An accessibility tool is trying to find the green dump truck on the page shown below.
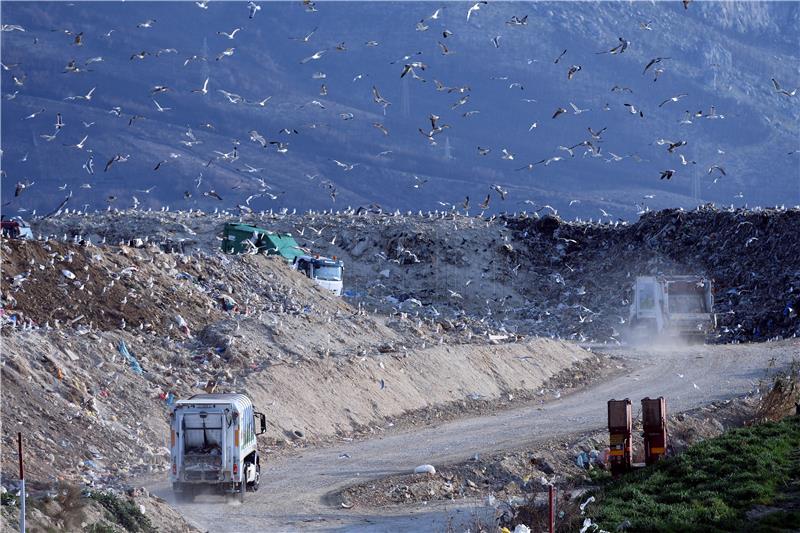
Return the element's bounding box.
[221,223,343,296]
[221,223,304,261]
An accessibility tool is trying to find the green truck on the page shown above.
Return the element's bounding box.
[221,223,343,296]
[221,223,304,261]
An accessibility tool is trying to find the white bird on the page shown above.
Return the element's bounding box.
[65,135,89,150]
[570,102,589,114]
[501,148,514,160]
[467,1,487,21]
[137,19,157,29]
[248,1,261,19]
[192,77,209,95]
[152,99,171,112]
[333,159,359,171]
[216,48,235,61]
[301,50,326,64]
[218,28,242,39]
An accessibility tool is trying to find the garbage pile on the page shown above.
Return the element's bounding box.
[504,206,800,343]
[28,205,800,343]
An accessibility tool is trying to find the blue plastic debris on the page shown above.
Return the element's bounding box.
[118,340,143,374]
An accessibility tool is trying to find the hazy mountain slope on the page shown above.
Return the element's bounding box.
[1,1,798,219]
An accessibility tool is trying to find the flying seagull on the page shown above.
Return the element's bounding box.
[467,1,487,21]
[659,93,687,107]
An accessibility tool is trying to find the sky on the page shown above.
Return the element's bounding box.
[1,1,799,220]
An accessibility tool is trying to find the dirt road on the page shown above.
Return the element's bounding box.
[151,340,798,532]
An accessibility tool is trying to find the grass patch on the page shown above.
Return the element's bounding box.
[88,491,155,533]
[591,416,800,532]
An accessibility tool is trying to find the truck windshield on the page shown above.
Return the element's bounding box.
[638,282,655,310]
[313,265,342,281]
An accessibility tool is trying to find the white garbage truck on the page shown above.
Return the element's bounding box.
[169,394,267,501]
[628,275,716,343]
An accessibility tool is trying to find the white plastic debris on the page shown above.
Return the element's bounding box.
[580,495,596,514]
[413,464,436,475]
[513,526,531,533]
[62,269,76,279]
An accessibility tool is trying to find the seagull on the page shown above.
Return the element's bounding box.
[491,184,508,200]
[567,65,582,80]
[678,154,696,165]
[137,19,157,29]
[553,49,567,64]
[528,122,538,131]
[437,41,454,55]
[466,1,487,21]
[640,20,653,30]
[667,140,686,153]
[301,50,326,64]
[552,107,567,119]
[55,113,65,129]
[64,87,96,101]
[248,2,261,19]
[507,15,528,26]
[372,85,391,108]
[105,153,130,172]
[333,159,359,171]
[192,77,210,94]
[477,146,491,156]
[501,148,514,160]
[708,165,726,179]
[570,102,588,114]
[218,89,243,103]
[218,28,242,39]
[372,122,389,136]
[64,135,89,149]
[83,155,94,174]
[588,127,607,139]
[23,108,45,120]
[659,93,688,107]
[290,27,318,42]
[151,85,170,95]
[196,1,209,8]
[643,57,669,74]
[253,96,272,107]
[659,169,675,180]
[130,51,150,61]
[623,103,644,117]
[491,35,501,48]
[153,99,171,112]
[216,48,235,61]
[184,55,207,66]
[770,78,797,97]
[204,190,223,201]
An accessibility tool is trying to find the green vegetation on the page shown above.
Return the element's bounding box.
[88,491,154,533]
[592,416,800,532]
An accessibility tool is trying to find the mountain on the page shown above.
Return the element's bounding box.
[1,1,798,219]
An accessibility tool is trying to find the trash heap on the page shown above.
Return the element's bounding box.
[504,206,800,343]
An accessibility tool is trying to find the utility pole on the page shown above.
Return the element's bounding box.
[18,432,25,533]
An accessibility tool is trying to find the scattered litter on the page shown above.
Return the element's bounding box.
[118,339,143,375]
[413,464,436,475]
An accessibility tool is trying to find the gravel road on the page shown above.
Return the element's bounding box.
[151,340,798,532]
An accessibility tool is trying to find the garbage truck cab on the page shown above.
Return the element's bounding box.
[628,275,716,343]
[169,394,266,501]
[293,254,344,296]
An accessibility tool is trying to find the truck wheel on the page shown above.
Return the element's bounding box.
[249,464,260,492]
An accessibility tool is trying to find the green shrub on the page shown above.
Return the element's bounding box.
[88,491,154,533]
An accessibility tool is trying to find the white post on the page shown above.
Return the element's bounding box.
[18,432,25,533]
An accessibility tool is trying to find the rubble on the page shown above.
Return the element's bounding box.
[29,205,799,343]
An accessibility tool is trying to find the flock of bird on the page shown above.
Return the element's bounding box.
[1,1,798,219]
